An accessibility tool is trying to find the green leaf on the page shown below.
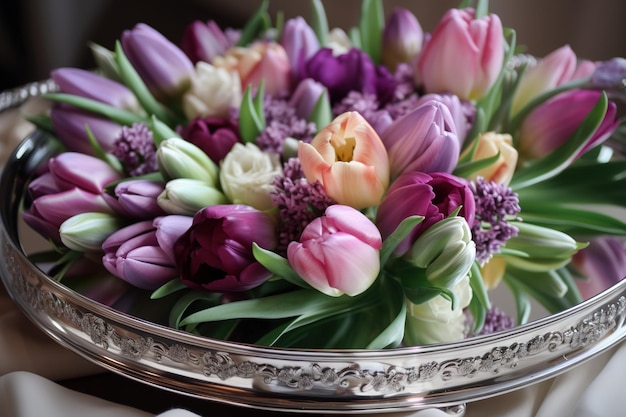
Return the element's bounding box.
[379,215,424,267]
[252,243,310,288]
[25,114,56,134]
[311,0,329,45]
[503,274,531,325]
[510,92,608,190]
[114,41,176,125]
[88,42,121,82]
[359,0,384,64]
[168,290,222,328]
[461,107,485,153]
[151,279,188,299]
[474,0,490,19]
[151,115,180,146]
[44,93,146,126]
[237,0,270,47]
[518,206,626,236]
[453,151,501,178]
[366,300,406,349]
[469,262,491,310]
[309,88,332,130]
[239,86,265,143]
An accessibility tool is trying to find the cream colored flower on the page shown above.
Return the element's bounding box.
[404,276,473,344]
[219,143,282,211]
[326,28,352,55]
[462,132,518,186]
[182,62,241,119]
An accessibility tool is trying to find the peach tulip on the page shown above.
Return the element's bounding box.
[462,132,518,185]
[298,111,390,209]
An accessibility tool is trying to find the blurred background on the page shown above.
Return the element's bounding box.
[1,0,626,92]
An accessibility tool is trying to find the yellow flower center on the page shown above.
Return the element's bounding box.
[331,136,356,162]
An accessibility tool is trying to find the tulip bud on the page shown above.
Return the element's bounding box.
[280,17,321,84]
[49,152,122,193]
[288,78,327,121]
[382,99,460,179]
[102,215,193,289]
[50,105,124,154]
[298,111,389,209]
[158,178,228,215]
[122,23,194,102]
[104,179,167,220]
[181,20,232,64]
[182,62,242,119]
[462,132,518,185]
[502,222,584,271]
[157,137,219,183]
[382,8,423,72]
[51,67,141,112]
[410,216,476,288]
[414,93,474,146]
[573,237,626,299]
[480,256,507,290]
[178,115,241,164]
[404,275,472,345]
[287,205,382,297]
[60,212,125,252]
[518,89,619,160]
[416,8,504,100]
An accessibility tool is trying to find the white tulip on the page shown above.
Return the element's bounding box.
[219,143,283,211]
[182,62,242,119]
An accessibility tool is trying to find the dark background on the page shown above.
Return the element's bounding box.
[1,0,626,91]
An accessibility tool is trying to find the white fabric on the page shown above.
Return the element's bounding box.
[2,81,626,417]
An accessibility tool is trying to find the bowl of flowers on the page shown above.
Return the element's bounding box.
[1,0,626,413]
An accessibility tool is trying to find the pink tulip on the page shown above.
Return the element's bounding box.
[518,89,619,160]
[102,215,193,290]
[214,42,291,97]
[287,205,382,297]
[416,8,504,101]
[298,111,390,209]
[382,99,459,179]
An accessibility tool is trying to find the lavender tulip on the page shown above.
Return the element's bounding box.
[102,215,193,290]
[280,17,320,85]
[589,57,626,102]
[382,8,423,73]
[288,78,327,120]
[413,93,474,145]
[103,179,167,220]
[173,204,277,292]
[382,99,460,179]
[51,67,140,112]
[50,105,124,154]
[376,171,475,256]
[518,89,619,160]
[287,205,382,297]
[181,20,232,64]
[122,23,194,102]
[48,152,122,193]
[573,237,626,300]
[178,116,241,164]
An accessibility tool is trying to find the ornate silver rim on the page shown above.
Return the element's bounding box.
[1,130,626,414]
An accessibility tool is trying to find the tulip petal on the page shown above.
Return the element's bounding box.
[324,162,385,209]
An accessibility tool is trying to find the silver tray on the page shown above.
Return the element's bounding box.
[2,129,626,415]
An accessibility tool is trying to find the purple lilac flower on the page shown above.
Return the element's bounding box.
[466,306,515,336]
[256,96,317,153]
[471,177,521,264]
[270,158,335,252]
[112,123,159,176]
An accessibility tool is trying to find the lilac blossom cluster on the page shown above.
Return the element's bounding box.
[111,123,158,176]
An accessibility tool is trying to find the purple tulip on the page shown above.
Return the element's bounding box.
[279,17,320,85]
[382,8,424,72]
[413,93,474,145]
[50,105,124,154]
[303,47,396,104]
[382,99,460,179]
[573,237,626,300]
[181,20,232,63]
[174,204,277,292]
[375,171,475,256]
[287,205,382,297]
[178,116,241,164]
[590,57,626,102]
[518,89,619,160]
[22,152,123,242]
[103,179,167,220]
[51,67,140,112]
[122,23,194,102]
[102,215,193,290]
[288,78,327,120]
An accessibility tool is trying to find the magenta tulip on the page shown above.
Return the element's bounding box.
[416,8,504,100]
[51,67,140,112]
[375,171,475,256]
[102,215,193,290]
[287,205,382,297]
[382,99,460,179]
[518,89,619,160]
[181,20,232,64]
[174,204,277,292]
[122,23,194,102]
[573,237,626,300]
[178,116,241,164]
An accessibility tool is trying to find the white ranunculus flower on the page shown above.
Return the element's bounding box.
[182,62,241,119]
[326,28,352,55]
[404,276,473,345]
[219,143,283,211]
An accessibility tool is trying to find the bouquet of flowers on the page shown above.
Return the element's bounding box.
[20,0,626,349]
